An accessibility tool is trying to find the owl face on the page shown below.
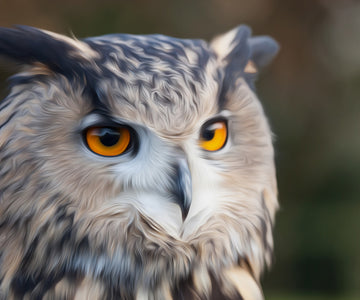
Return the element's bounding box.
[0,26,278,298]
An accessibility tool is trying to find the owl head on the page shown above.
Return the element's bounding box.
[0,26,278,299]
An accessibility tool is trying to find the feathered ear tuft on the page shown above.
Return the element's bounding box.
[248,36,279,70]
[210,25,279,89]
[211,25,252,71]
[0,25,97,76]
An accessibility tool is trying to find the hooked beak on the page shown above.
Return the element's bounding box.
[172,157,192,220]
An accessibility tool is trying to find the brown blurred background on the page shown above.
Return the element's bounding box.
[1,0,359,299]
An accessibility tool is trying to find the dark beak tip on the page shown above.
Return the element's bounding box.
[173,157,192,221]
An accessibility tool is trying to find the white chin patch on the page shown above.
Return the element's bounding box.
[115,191,184,238]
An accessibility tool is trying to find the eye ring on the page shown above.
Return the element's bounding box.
[199,119,228,151]
[84,126,133,157]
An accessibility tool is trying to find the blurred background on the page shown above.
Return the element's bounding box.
[0,0,359,299]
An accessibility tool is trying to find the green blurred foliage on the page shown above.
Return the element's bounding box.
[1,0,359,297]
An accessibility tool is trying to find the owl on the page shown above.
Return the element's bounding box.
[0,25,278,300]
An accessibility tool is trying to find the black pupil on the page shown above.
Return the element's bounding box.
[99,128,120,147]
[202,129,215,141]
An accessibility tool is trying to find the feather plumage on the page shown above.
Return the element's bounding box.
[0,25,278,299]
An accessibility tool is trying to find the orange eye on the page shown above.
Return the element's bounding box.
[85,126,131,156]
[200,120,228,151]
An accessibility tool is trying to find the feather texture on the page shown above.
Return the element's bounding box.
[0,26,278,299]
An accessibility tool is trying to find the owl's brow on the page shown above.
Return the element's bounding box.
[81,76,110,115]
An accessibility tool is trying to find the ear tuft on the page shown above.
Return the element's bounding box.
[0,25,97,76]
[211,25,252,69]
[210,25,279,89]
[248,36,279,70]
